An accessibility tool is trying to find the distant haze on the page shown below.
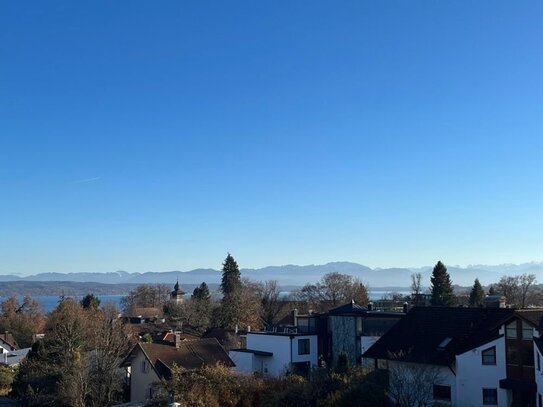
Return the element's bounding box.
[1,261,543,288]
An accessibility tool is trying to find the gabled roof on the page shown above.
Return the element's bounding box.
[128,307,162,318]
[162,331,200,343]
[122,338,235,379]
[363,307,515,366]
[0,333,18,350]
[328,301,403,318]
[514,310,543,330]
[328,301,368,315]
[0,347,30,367]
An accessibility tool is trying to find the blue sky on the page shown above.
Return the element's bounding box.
[1,1,542,275]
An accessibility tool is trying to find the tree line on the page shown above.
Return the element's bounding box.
[410,260,540,308]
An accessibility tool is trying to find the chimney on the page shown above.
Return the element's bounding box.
[403,302,408,313]
[247,325,251,332]
[292,309,298,326]
[367,302,373,311]
[174,333,181,349]
[235,325,239,334]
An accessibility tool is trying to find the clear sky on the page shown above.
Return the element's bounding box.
[1,1,542,275]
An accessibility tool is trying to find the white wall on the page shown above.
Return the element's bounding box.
[361,336,379,355]
[247,334,292,376]
[534,340,543,406]
[456,336,507,407]
[130,348,160,402]
[229,351,255,374]
[235,333,318,376]
[387,361,455,406]
[290,335,318,366]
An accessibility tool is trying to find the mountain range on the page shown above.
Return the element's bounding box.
[2,261,543,289]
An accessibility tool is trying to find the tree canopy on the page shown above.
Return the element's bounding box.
[220,254,244,329]
[469,278,485,307]
[220,253,241,295]
[430,261,454,306]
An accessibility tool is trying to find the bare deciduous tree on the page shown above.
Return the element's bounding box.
[497,276,520,307]
[257,280,283,328]
[387,352,444,407]
[297,272,370,311]
[411,272,422,296]
[518,273,537,308]
[121,284,170,313]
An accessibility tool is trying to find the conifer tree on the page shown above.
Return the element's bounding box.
[430,261,455,306]
[469,278,485,307]
[192,282,212,330]
[220,254,243,329]
[193,282,211,302]
[221,253,241,295]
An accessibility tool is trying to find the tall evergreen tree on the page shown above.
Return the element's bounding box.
[192,282,212,330]
[221,253,241,295]
[220,254,243,329]
[430,261,455,306]
[469,278,485,307]
[193,282,211,301]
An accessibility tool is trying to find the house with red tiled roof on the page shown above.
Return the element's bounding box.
[120,337,234,403]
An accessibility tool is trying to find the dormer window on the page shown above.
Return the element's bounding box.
[482,346,496,365]
[437,337,452,350]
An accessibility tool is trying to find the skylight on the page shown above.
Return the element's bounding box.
[437,337,452,350]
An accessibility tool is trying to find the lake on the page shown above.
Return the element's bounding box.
[0,295,125,313]
[3,290,409,313]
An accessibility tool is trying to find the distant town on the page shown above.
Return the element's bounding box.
[0,254,541,406]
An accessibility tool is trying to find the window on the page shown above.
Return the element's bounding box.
[522,342,534,366]
[483,388,498,405]
[141,360,150,373]
[522,322,533,340]
[433,385,451,401]
[507,345,520,365]
[482,346,496,365]
[506,322,517,338]
[298,338,310,355]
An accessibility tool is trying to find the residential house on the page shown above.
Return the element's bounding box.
[327,301,403,367]
[229,300,404,376]
[230,331,318,376]
[121,337,234,403]
[0,333,18,353]
[363,306,543,407]
[0,347,30,368]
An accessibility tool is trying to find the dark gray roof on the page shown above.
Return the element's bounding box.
[0,348,30,367]
[230,348,273,357]
[363,307,515,366]
[328,301,368,315]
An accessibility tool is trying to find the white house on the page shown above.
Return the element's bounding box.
[230,331,318,376]
[0,333,18,353]
[534,336,543,406]
[327,301,403,368]
[121,337,234,403]
[0,347,30,368]
[364,307,543,407]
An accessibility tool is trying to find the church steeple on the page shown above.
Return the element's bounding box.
[171,277,185,304]
[174,278,180,292]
